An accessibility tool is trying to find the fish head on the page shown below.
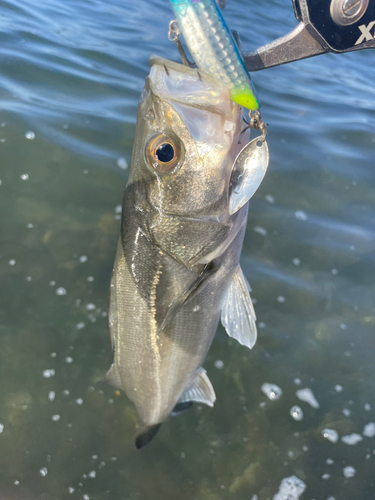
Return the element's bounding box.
[128,56,248,219]
[125,56,266,267]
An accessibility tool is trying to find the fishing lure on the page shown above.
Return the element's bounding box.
[169,0,259,110]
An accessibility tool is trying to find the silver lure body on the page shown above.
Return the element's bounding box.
[107,56,259,432]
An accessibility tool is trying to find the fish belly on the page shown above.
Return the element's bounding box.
[108,211,247,427]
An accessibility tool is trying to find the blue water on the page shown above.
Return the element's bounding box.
[0,0,375,498]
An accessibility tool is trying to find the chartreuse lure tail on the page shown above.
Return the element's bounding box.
[170,0,259,110]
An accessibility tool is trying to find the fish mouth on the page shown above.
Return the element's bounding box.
[148,54,238,116]
[147,54,246,162]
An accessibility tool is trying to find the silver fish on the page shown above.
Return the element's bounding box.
[106,55,268,448]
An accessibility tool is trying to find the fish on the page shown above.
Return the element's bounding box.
[169,0,259,110]
[106,55,269,448]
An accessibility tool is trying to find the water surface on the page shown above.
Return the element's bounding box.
[0,0,375,499]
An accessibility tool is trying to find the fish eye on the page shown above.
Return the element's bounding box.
[145,134,183,174]
[156,142,175,163]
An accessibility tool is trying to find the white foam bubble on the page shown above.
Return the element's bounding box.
[295,210,307,221]
[56,287,67,296]
[214,360,224,369]
[79,255,88,263]
[265,194,274,204]
[48,391,55,402]
[20,174,29,181]
[254,226,267,236]
[290,406,304,421]
[117,157,128,170]
[0,424,4,433]
[322,428,339,443]
[363,423,375,438]
[292,258,301,266]
[335,385,343,392]
[341,434,363,445]
[296,388,320,408]
[52,414,60,421]
[86,303,96,311]
[39,467,48,477]
[343,466,355,478]
[261,383,283,401]
[25,131,35,140]
[88,470,96,478]
[42,369,55,378]
[273,475,306,500]
[76,398,83,405]
[8,259,16,266]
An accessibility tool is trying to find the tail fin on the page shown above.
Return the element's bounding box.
[135,424,162,450]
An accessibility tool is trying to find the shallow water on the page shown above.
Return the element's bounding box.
[0,0,375,499]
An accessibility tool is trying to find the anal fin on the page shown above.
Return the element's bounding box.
[221,266,257,349]
[178,368,216,407]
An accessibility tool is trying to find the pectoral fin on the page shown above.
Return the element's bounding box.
[158,262,216,333]
[221,267,257,349]
[178,368,216,407]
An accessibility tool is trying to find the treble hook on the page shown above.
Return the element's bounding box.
[168,20,196,68]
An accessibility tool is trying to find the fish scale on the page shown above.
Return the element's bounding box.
[170,0,259,110]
